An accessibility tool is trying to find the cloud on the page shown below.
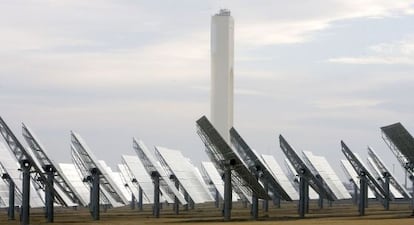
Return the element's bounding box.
[0,1,213,89]
[1,0,413,92]
[327,35,414,65]
[0,32,210,90]
[237,20,330,45]
[369,38,414,54]
[327,56,414,65]
[232,1,414,46]
[311,98,383,109]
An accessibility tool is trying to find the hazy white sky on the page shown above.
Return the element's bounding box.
[1,0,414,183]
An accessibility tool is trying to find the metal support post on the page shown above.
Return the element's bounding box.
[251,169,258,220]
[131,193,136,210]
[410,175,414,216]
[273,195,281,208]
[174,177,179,215]
[251,167,260,220]
[316,175,323,209]
[364,179,369,208]
[263,181,269,212]
[318,193,323,209]
[183,191,189,211]
[21,160,31,225]
[138,186,143,211]
[223,167,232,221]
[45,165,54,223]
[298,176,307,218]
[91,168,100,220]
[304,180,309,214]
[190,197,195,210]
[215,189,220,208]
[383,172,390,211]
[45,186,49,218]
[88,183,93,213]
[151,171,160,218]
[6,176,15,220]
[353,181,358,205]
[251,193,258,220]
[359,173,366,216]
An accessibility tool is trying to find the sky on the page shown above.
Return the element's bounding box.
[1,0,414,185]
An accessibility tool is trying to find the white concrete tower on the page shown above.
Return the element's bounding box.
[211,9,234,142]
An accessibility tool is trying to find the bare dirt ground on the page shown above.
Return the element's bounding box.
[1,201,413,225]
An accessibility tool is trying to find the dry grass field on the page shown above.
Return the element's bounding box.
[1,201,413,225]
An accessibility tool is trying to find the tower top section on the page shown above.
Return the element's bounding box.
[216,9,231,16]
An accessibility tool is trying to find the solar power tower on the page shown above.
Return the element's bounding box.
[196,116,270,221]
[0,117,69,225]
[132,138,187,218]
[381,122,414,215]
[302,151,352,207]
[155,146,213,214]
[230,128,292,218]
[341,141,390,215]
[22,124,85,218]
[71,131,128,220]
[367,146,411,199]
[279,135,335,218]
